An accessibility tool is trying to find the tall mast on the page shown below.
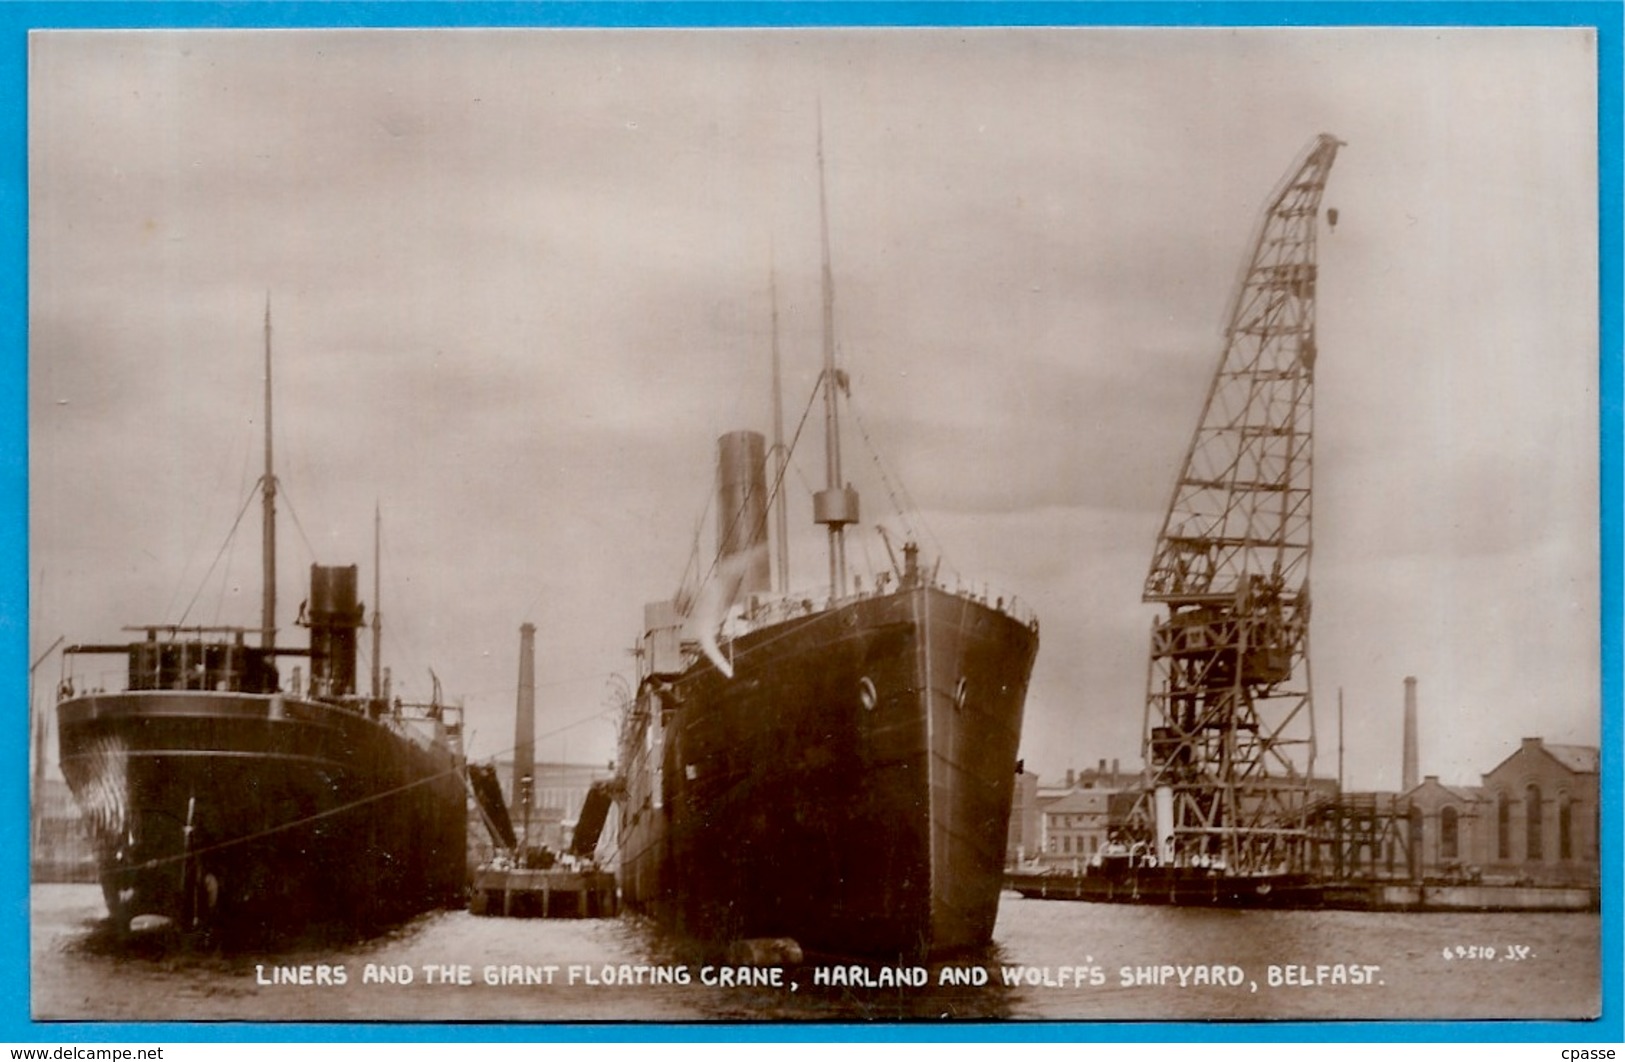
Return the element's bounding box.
[811,114,858,599]
[770,263,790,595]
[371,503,382,700]
[261,295,277,651]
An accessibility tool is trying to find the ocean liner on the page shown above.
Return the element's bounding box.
[53,308,467,940]
[614,140,1040,961]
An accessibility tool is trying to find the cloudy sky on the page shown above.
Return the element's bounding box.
[26,27,1600,791]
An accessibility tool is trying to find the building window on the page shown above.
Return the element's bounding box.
[1497,792,1511,860]
[1559,795,1573,861]
[1408,807,1424,877]
[1440,806,1459,861]
[1525,784,1543,861]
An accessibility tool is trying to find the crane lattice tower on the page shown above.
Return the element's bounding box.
[1139,134,1343,876]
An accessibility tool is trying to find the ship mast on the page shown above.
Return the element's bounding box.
[372,503,382,700]
[770,263,790,596]
[811,117,858,599]
[261,295,277,652]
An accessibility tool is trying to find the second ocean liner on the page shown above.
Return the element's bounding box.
[53,308,468,942]
[615,142,1040,962]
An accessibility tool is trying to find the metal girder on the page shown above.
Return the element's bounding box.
[1134,135,1342,876]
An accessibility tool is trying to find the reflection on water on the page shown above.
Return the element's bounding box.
[31,884,1600,1024]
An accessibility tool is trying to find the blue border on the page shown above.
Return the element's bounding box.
[4,0,1618,1045]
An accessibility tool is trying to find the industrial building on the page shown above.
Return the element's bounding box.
[1013,731,1598,891]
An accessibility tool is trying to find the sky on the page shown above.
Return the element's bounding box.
[26,26,1602,793]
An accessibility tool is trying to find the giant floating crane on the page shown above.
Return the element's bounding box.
[1137,134,1343,877]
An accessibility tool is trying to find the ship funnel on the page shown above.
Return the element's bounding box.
[716,431,771,599]
[308,564,363,697]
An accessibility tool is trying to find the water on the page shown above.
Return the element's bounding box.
[31,884,1600,1023]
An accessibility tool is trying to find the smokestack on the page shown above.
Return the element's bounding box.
[717,431,771,598]
[1402,676,1419,792]
[514,623,537,839]
[308,565,362,697]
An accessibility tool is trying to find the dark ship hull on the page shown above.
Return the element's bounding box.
[57,686,467,939]
[619,583,1038,960]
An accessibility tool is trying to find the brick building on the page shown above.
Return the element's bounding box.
[1325,736,1599,887]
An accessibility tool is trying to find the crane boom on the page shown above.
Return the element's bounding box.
[1146,133,1342,605]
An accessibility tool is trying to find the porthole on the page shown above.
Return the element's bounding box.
[858,676,878,711]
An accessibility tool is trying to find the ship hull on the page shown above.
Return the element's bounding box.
[619,585,1038,960]
[57,690,467,939]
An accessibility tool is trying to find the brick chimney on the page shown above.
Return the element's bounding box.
[1402,676,1419,792]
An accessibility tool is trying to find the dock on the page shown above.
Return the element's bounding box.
[468,865,618,919]
[1008,870,1599,913]
[466,759,619,919]
[1321,881,1598,913]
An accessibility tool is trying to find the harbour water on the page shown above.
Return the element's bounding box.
[31,883,1600,1024]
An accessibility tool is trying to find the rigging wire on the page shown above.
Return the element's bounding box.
[173,473,321,635]
[164,429,253,624]
[176,483,262,627]
[211,501,241,628]
[278,482,321,570]
[845,388,954,577]
[675,493,715,610]
[856,532,877,589]
[790,459,820,498]
[689,370,822,608]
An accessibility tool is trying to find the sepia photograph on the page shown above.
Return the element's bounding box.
[22,21,1607,1030]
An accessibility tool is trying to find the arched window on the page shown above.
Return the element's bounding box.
[1408,807,1424,877]
[1441,806,1459,861]
[1525,784,1543,861]
[1559,793,1573,861]
[1497,792,1511,860]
